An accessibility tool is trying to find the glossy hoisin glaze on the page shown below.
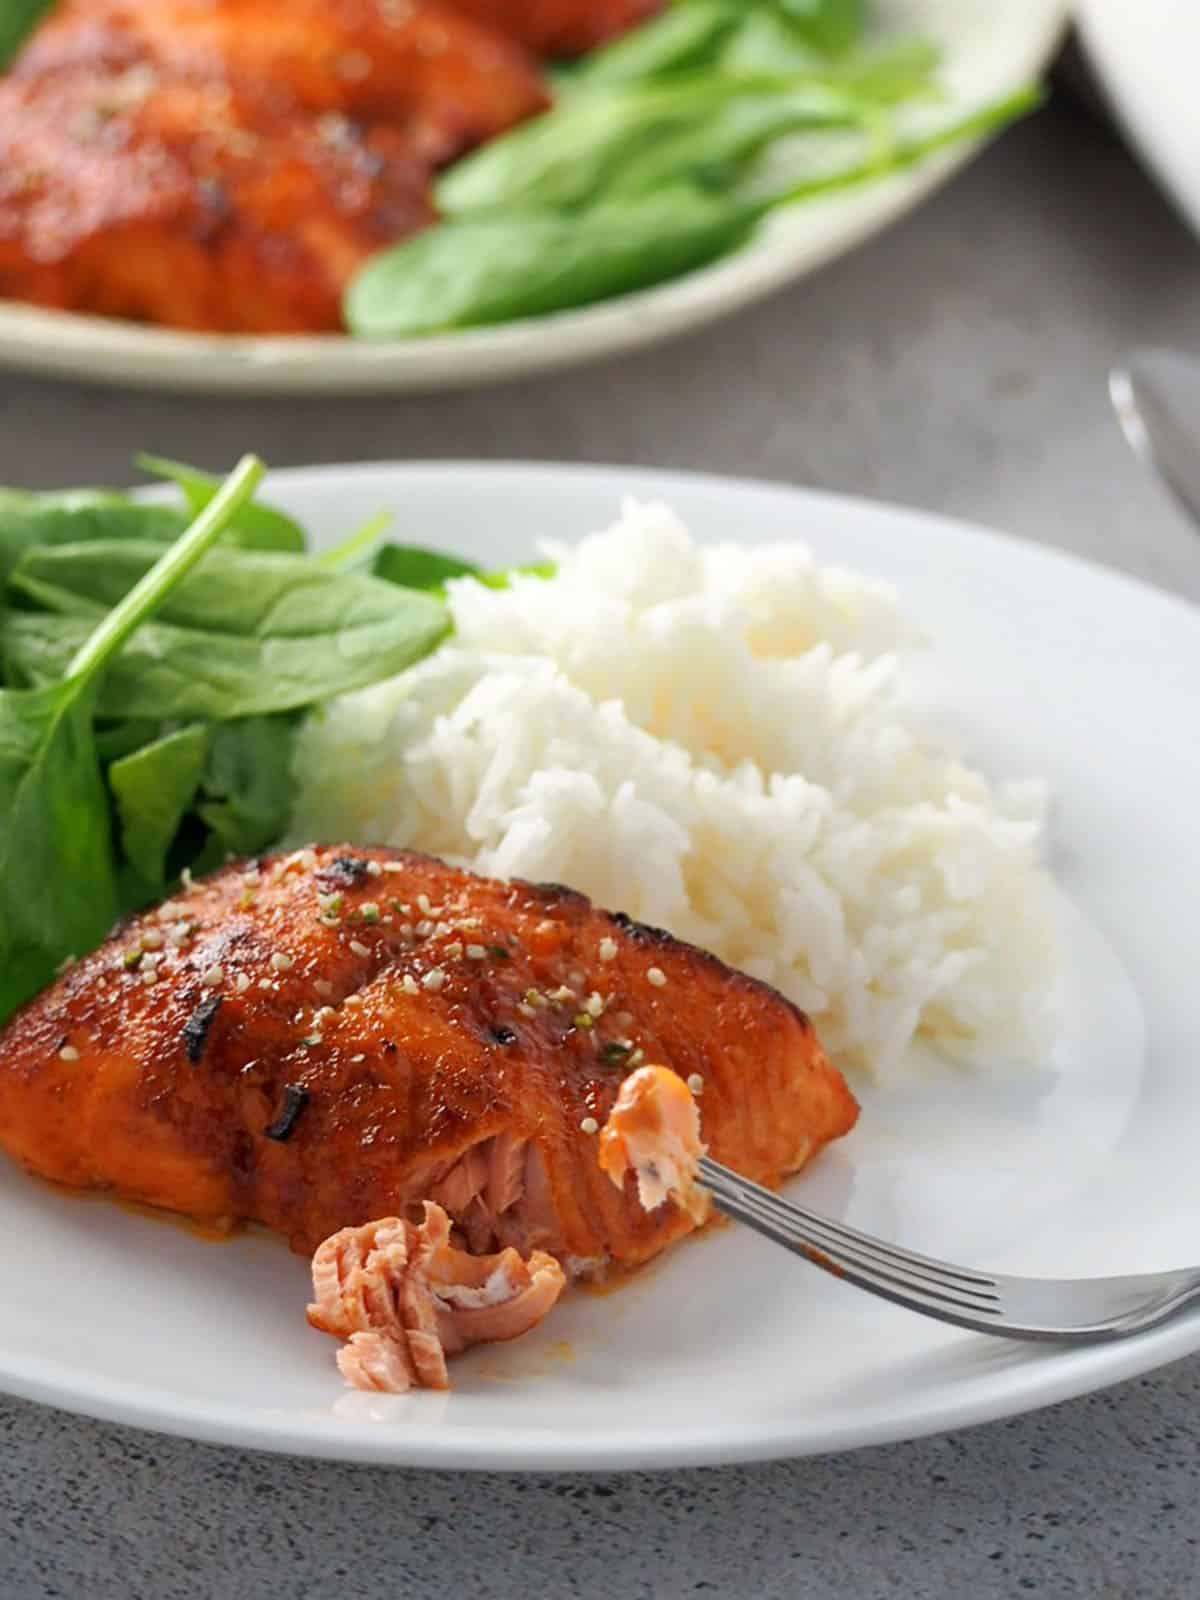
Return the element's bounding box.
[0,0,661,332]
[0,845,859,1272]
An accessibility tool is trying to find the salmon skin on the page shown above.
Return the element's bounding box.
[0,845,859,1273]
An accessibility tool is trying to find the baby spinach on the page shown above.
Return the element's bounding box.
[777,0,865,57]
[372,545,557,597]
[136,454,307,552]
[0,451,309,586]
[438,73,860,217]
[110,714,299,900]
[193,715,298,862]
[0,0,52,67]
[372,545,483,592]
[0,491,185,584]
[717,9,826,78]
[350,89,1038,338]
[316,510,393,570]
[110,723,212,891]
[94,718,163,764]
[5,539,450,720]
[0,456,264,1023]
[601,84,861,199]
[837,39,942,106]
[348,186,763,337]
[569,1,744,86]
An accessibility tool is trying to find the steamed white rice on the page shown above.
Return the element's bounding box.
[290,500,1058,1079]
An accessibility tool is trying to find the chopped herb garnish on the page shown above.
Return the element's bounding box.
[600,1040,633,1064]
[264,1083,310,1142]
[182,994,223,1063]
[317,855,371,887]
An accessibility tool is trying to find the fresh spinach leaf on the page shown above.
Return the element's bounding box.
[601,84,862,198]
[372,545,557,597]
[6,540,449,720]
[195,716,297,861]
[437,73,843,216]
[0,0,53,68]
[316,510,393,569]
[348,186,763,337]
[110,723,212,891]
[478,561,557,590]
[373,545,482,591]
[136,454,307,553]
[351,88,1039,337]
[838,39,942,106]
[0,491,185,584]
[94,718,164,763]
[776,0,865,57]
[569,1,743,86]
[0,456,264,1023]
[109,715,296,900]
[719,8,827,77]
[0,678,117,1015]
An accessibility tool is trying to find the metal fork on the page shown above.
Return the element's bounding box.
[697,1157,1200,1342]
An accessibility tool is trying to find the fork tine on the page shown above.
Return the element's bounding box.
[697,1157,996,1290]
[722,1184,1001,1305]
[708,1189,1007,1324]
[712,1182,1003,1313]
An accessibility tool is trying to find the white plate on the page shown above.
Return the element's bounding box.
[0,0,1064,394]
[1078,0,1200,238]
[6,460,1199,1471]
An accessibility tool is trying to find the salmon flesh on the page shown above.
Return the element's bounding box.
[0,845,859,1275]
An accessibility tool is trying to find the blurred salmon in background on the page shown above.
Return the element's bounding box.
[0,0,662,332]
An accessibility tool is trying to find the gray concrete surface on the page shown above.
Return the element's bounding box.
[2,96,1199,1598]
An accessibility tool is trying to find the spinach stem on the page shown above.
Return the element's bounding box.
[765,83,1045,214]
[316,508,393,568]
[67,455,265,683]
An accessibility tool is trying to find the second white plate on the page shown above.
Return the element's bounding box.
[0,0,1064,393]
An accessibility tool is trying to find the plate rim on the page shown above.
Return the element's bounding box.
[5,457,1200,1470]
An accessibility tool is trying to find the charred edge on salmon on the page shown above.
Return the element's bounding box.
[182,995,223,1063]
[607,910,676,947]
[265,1084,310,1142]
[606,910,815,1035]
[517,878,590,910]
[315,856,373,888]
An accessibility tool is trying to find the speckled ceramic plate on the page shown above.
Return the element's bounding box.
[0,0,1065,394]
[1,463,1197,1467]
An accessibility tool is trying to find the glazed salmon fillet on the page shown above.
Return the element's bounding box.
[16,0,549,150]
[0,0,547,331]
[0,71,439,332]
[0,845,858,1272]
[444,0,665,57]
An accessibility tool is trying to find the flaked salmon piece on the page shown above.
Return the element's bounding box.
[308,1201,566,1393]
[599,1065,710,1226]
[0,845,858,1273]
[338,1331,414,1393]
